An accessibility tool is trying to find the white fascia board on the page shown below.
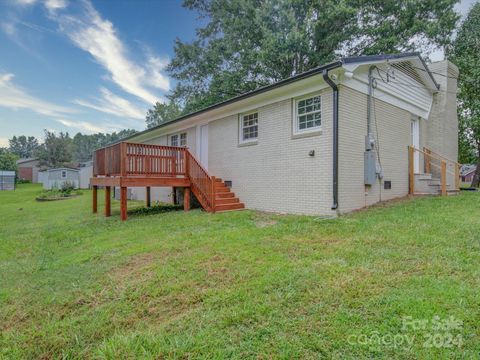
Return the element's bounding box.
[341,74,431,119]
[130,73,334,143]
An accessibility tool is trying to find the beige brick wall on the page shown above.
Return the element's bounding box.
[208,89,335,215]
[338,86,412,213]
[427,60,459,163]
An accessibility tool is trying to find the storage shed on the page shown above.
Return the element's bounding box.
[40,168,80,190]
[0,171,15,191]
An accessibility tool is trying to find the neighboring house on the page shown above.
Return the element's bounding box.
[460,165,477,183]
[91,53,459,219]
[16,158,41,183]
[78,161,93,189]
[0,171,15,191]
[40,168,80,190]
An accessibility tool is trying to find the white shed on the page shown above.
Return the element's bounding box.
[0,171,15,191]
[41,168,80,190]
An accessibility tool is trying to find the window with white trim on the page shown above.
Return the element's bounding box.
[61,170,67,179]
[240,112,258,143]
[170,132,187,147]
[295,95,321,133]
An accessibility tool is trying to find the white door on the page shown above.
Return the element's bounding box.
[411,117,420,173]
[199,124,209,170]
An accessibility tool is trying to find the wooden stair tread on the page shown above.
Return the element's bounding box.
[215,197,240,205]
[216,192,235,198]
[215,203,245,211]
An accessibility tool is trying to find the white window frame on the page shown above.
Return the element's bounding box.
[293,93,322,135]
[239,111,258,144]
[61,170,67,179]
[169,132,187,147]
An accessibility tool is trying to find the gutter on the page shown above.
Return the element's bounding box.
[118,61,343,144]
[322,65,341,211]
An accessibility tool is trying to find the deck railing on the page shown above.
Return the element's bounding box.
[93,142,216,212]
[94,142,187,177]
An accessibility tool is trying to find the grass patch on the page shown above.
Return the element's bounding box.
[0,184,479,358]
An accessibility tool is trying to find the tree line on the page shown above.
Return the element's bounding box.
[0,129,137,172]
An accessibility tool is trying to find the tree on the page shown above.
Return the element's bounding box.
[37,130,73,167]
[452,3,480,187]
[146,101,181,128]
[166,0,459,114]
[8,135,40,158]
[72,129,138,162]
[0,149,18,172]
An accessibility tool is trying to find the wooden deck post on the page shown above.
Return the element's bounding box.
[92,185,98,213]
[184,187,190,211]
[104,186,111,217]
[120,187,128,221]
[441,161,447,196]
[408,146,414,195]
[146,186,151,207]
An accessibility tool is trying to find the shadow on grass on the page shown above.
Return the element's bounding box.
[127,203,183,217]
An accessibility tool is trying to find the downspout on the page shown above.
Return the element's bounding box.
[322,67,340,210]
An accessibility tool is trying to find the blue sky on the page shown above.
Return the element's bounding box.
[0,0,477,147]
[0,0,200,146]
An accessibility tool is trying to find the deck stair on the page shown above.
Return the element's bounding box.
[212,178,245,212]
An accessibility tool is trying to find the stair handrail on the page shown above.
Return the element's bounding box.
[185,149,215,212]
[409,146,460,195]
[423,147,461,190]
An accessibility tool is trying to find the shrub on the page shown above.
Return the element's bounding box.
[60,181,75,195]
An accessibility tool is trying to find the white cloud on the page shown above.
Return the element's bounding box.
[1,21,16,35]
[50,0,169,105]
[73,87,146,120]
[0,137,9,147]
[55,118,119,134]
[0,72,76,117]
[44,0,67,11]
[15,0,37,5]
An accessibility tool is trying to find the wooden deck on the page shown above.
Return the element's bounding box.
[91,142,244,220]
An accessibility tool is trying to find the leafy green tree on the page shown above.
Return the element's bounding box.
[0,149,18,172]
[452,2,480,187]
[37,130,73,167]
[8,135,40,158]
[146,101,182,128]
[166,0,459,114]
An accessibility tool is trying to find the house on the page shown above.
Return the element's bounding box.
[91,53,459,220]
[460,165,477,184]
[40,168,80,190]
[16,158,41,183]
[0,171,15,191]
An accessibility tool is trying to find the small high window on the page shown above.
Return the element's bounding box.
[295,95,321,134]
[170,133,187,147]
[240,112,258,143]
[61,170,67,179]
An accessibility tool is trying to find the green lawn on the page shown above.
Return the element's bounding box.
[1,184,479,359]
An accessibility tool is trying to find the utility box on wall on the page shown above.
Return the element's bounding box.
[364,151,377,185]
